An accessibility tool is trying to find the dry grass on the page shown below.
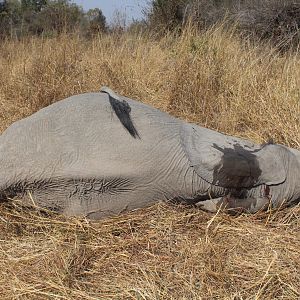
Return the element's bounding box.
[0,26,299,299]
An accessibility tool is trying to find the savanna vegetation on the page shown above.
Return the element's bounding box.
[0,0,107,37]
[0,0,300,299]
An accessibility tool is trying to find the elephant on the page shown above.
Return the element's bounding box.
[0,87,299,219]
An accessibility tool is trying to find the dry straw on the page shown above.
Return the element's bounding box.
[0,25,299,299]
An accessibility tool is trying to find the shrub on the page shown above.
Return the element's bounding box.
[147,0,300,49]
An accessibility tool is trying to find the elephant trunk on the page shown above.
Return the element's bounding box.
[270,146,300,208]
[288,147,300,204]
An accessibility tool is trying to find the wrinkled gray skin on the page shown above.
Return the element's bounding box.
[0,87,299,219]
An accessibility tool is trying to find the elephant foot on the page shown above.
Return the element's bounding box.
[196,195,271,214]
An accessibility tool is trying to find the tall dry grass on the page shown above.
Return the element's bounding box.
[0,26,299,299]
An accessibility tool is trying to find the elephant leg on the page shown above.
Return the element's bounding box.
[196,195,271,214]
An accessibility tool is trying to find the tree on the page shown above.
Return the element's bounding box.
[0,1,9,36]
[36,0,84,34]
[0,0,23,37]
[86,8,107,34]
[21,0,48,12]
[0,0,108,38]
[147,0,187,31]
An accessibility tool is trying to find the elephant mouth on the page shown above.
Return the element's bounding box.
[217,184,273,213]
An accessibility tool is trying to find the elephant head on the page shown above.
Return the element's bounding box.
[181,123,300,210]
[285,147,300,204]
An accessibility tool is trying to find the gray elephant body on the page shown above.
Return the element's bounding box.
[0,88,299,219]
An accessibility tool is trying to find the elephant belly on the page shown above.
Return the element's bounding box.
[12,177,158,219]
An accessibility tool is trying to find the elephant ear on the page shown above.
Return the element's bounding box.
[181,124,287,188]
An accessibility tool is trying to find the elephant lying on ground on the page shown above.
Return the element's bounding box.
[0,87,299,219]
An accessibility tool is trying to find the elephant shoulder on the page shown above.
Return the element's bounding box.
[180,123,287,188]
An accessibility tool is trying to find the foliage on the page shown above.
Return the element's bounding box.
[86,8,107,35]
[147,0,300,49]
[147,0,187,31]
[127,19,148,35]
[0,0,107,38]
